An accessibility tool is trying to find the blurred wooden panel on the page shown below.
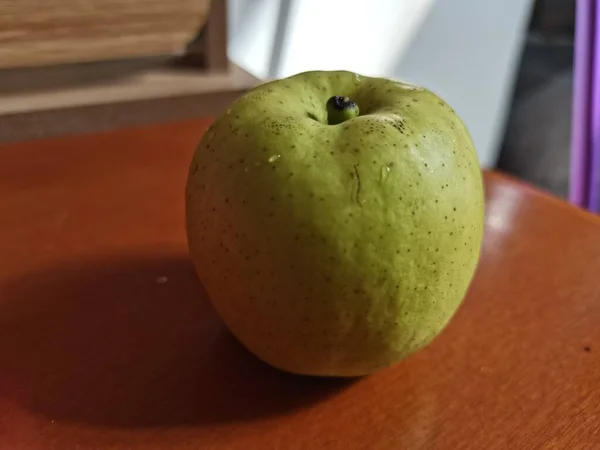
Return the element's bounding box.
[0,0,212,69]
[0,61,260,143]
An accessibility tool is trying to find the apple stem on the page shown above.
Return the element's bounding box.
[326,96,359,125]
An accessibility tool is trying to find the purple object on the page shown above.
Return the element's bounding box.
[589,1,600,211]
[570,0,594,208]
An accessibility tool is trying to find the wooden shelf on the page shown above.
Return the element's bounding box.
[0,0,257,143]
[0,60,260,143]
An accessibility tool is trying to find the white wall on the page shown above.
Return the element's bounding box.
[228,0,282,80]
[277,0,435,77]
[227,0,534,168]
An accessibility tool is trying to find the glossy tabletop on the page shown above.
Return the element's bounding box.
[1,119,600,449]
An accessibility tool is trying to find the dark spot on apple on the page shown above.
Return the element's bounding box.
[584,346,591,352]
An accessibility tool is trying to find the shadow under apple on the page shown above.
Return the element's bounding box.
[0,253,352,428]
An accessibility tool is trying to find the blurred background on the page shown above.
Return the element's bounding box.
[0,0,576,199]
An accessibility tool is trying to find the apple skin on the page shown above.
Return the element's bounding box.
[185,70,484,377]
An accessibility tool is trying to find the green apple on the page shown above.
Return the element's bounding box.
[185,70,484,377]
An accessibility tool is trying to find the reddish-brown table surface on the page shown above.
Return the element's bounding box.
[1,119,600,449]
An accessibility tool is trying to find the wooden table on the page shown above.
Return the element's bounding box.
[1,119,600,449]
